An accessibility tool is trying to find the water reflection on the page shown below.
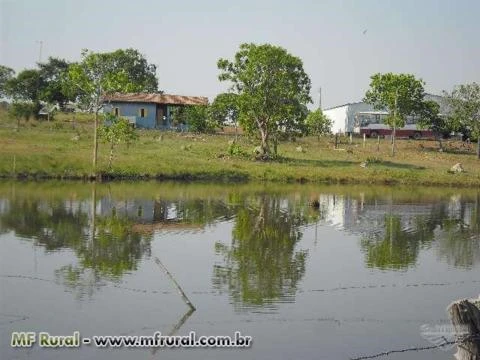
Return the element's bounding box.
[316,192,480,270]
[212,195,313,310]
[360,214,435,270]
[1,183,480,308]
[435,195,480,268]
[0,197,89,250]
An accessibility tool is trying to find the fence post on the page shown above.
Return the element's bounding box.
[447,297,480,360]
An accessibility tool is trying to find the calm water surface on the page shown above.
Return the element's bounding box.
[1,182,479,360]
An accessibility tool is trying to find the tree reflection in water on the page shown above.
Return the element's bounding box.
[1,183,480,307]
[354,193,480,270]
[213,195,313,309]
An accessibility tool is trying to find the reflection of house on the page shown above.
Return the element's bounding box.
[103,93,208,130]
[95,198,215,233]
[323,94,448,135]
[97,198,159,223]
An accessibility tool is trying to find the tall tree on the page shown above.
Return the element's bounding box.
[37,57,75,107]
[67,49,158,174]
[443,83,480,158]
[364,73,426,156]
[109,49,158,93]
[305,108,332,141]
[217,43,312,157]
[5,69,44,102]
[0,65,14,98]
[5,69,44,119]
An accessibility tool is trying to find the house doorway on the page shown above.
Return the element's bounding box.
[156,106,165,128]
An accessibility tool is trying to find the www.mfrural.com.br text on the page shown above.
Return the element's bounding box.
[11,331,252,349]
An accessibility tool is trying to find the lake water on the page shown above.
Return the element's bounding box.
[1,182,479,360]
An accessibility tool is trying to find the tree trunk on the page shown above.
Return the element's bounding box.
[391,125,396,157]
[477,137,480,159]
[391,89,398,157]
[93,110,99,175]
[259,127,269,156]
[436,133,443,152]
[108,143,114,169]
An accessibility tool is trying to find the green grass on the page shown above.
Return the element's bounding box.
[1,110,480,186]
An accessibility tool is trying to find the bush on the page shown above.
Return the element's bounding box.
[228,141,244,156]
[9,102,39,121]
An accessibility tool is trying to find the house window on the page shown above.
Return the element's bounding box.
[139,108,147,118]
[113,107,120,116]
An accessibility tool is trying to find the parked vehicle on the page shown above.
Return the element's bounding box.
[355,111,434,139]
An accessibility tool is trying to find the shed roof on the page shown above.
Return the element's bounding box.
[323,93,446,112]
[323,102,364,111]
[105,93,209,106]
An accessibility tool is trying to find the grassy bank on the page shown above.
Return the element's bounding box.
[1,112,480,186]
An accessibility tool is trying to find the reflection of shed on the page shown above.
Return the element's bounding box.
[318,194,445,237]
[103,93,208,130]
[323,102,374,135]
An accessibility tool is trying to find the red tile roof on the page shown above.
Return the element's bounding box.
[105,93,209,106]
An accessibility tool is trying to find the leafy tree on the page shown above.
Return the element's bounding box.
[8,101,37,127]
[217,43,312,157]
[417,100,451,151]
[184,105,214,133]
[68,49,157,174]
[209,92,240,136]
[169,105,213,133]
[99,114,138,168]
[5,69,43,101]
[108,48,158,93]
[364,73,426,156]
[37,57,75,107]
[305,108,332,140]
[443,83,480,158]
[0,65,14,98]
[5,69,45,121]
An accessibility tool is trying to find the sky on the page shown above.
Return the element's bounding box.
[1,0,479,108]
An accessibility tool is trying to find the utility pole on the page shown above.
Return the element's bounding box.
[36,40,43,63]
[318,87,322,110]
